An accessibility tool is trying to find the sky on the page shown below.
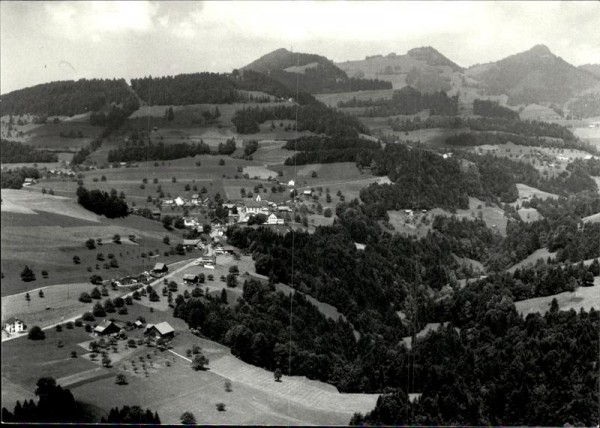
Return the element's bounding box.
[1,1,599,94]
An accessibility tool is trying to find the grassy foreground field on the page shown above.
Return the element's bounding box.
[0,189,193,296]
[2,294,378,425]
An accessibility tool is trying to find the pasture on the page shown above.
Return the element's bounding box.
[515,277,600,316]
[507,248,557,273]
[0,190,194,295]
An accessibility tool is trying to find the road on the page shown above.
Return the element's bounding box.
[1,258,199,343]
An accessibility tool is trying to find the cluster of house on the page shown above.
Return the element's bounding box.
[93,319,175,339]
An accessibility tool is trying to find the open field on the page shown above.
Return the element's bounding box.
[2,294,377,425]
[517,207,543,222]
[17,121,100,150]
[583,212,600,223]
[515,277,600,316]
[243,165,279,179]
[0,189,193,295]
[251,140,297,164]
[515,183,559,201]
[1,282,122,328]
[508,248,557,273]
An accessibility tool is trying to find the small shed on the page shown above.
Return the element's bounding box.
[145,322,175,339]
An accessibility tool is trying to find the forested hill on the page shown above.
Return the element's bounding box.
[466,44,600,105]
[0,78,139,116]
[242,48,392,93]
[130,71,317,106]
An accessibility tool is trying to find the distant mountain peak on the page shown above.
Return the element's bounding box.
[527,44,553,55]
[407,46,463,71]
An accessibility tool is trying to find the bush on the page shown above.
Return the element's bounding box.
[20,265,36,282]
[180,411,196,425]
[79,292,92,303]
[82,312,95,321]
[216,403,226,412]
[28,325,45,340]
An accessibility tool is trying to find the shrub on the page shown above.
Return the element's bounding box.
[79,292,92,303]
[216,403,226,412]
[82,312,95,321]
[28,326,45,340]
[180,411,196,425]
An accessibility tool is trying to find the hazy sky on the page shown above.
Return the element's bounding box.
[1,1,599,94]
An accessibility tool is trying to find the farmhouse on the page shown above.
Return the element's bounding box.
[302,189,313,196]
[4,318,26,334]
[93,320,122,336]
[175,196,185,207]
[355,243,366,251]
[145,322,174,339]
[23,178,37,186]
[152,263,168,274]
[277,205,293,212]
[183,239,202,249]
[134,320,144,329]
[184,217,199,228]
[183,274,199,284]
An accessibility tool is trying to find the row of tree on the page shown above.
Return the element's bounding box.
[0,140,58,163]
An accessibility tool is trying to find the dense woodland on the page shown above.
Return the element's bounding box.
[473,99,520,120]
[340,86,459,116]
[107,141,211,163]
[232,103,368,137]
[282,135,380,166]
[1,79,139,116]
[0,139,58,163]
[388,115,578,143]
[2,377,95,423]
[0,166,41,189]
[76,186,129,218]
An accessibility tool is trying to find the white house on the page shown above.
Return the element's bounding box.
[288,179,295,187]
[184,217,199,228]
[267,213,285,225]
[302,189,313,196]
[175,197,185,207]
[4,318,26,334]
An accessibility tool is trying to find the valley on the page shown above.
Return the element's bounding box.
[1,10,599,425]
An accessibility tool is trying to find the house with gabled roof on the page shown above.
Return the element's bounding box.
[145,321,174,338]
[93,320,122,336]
[152,263,168,274]
[4,318,26,334]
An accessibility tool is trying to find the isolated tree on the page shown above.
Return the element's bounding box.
[41,270,48,279]
[191,353,209,371]
[38,289,45,298]
[73,255,81,264]
[224,381,232,392]
[180,411,196,425]
[115,374,128,385]
[28,326,45,340]
[102,354,112,368]
[104,299,116,313]
[20,265,36,282]
[85,239,95,249]
[163,236,170,245]
[216,403,226,412]
[113,234,121,244]
[274,368,283,382]
[93,302,106,317]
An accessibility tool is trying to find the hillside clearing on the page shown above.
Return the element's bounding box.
[515,278,600,316]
